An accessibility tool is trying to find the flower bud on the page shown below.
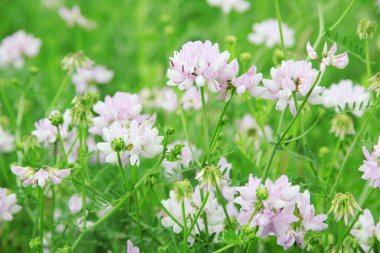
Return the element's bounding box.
[195,165,222,190]
[29,66,39,75]
[330,113,355,140]
[357,18,377,40]
[164,125,175,136]
[256,186,269,201]
[49,111,64,127]
[164,25,174,36]
[239,52,252,63]
[145,171,160,187]
[368,72,380,93]
[174,179,193,202]
[29,237,42,252]
[329,192,361,225]
[318,147,329,157]
[111,137,126,153]
[71,91,98,128]
[0,115,9,127]
[61,51,93,73]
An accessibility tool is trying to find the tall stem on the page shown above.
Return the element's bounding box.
[39,187,44,253]
[79,127,87,232]
[46,73,70,114]
[274,0,287,59]
[186,191,210,239]
[365,39,371,82]
[132,165,145,252]
[116,152,130,191]
[200,87,211,164]
[56,126,67,165]
[182,201,188,253]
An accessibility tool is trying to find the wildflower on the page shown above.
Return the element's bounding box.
[72,64,114,94]
[357,18,377,40]
[330,113,355,140]
[0,188,22,222]
[0,126,14,153]
[195,165,223,190]
[68,194,89,214]
[261,60,323,116]
[61,51,93,73]
[181,86,207,111]
[368,72,380,93]
[0,30,41,69]
[167,40,237,93]
[248,19,295,48]
[233,66,264,96]
[359,137,380,188]
[127,240,140,253]
[306,42,349,72]
[350,209,375,252]
[207,0,250,14]
[11,165,71,188]
[173,179,193,202]
[329,192,361,225]
[322,80,370,117]
[59,6,96,30]
[90,92,142,136]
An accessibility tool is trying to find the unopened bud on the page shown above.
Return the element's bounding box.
[239,52,252,63]
[195,165,222,190]
[221,115,229,126]
[256,186,269,201]
[164,125,175,136]
[56,245,73,253]
[318,147,329,157]
[368,72,380,93]
[174,179,193,202]
[49,110,64,127]
[225,35,237,47]
[29,237,42,252]
[111,138,126,153]
[330,113,355,140]
[61,51,93,73]
[272,48,285,66]
[357,18,377,40]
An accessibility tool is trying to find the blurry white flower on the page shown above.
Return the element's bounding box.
[59,6,96,30]
[11,165,71,188]
[0,126,14,153]
[155,88,178,112]
[248,19,295,48]
[0,30,41,69]
[207,0,250,14]
[322,80,370,117]
[350,209,375,252]
[359,137,380,188]
[41,0,62,9]
[68,194,89,214]
[236,114,273,149]
[72,64,114,94]
[181,86,207,111]
[0,187,22,222]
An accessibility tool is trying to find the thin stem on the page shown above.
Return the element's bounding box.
[328,0,357,32]
[182,201,188,253]
[56,126,67,165]
[46,73,70,114]
[200,87,211,164]
[365,39,371,81]
[330,96,380,196]
[186,191,210,239]
[132,166,145,252]
[215,186,232,229]
[117,152,130,191]
[274,0,287,59]
[78,127,87,232]
[212,243,236,253]
[39,187,44,253]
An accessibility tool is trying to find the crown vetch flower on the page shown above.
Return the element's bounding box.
[306,42,349,72]
[59,5,96,30]
[350,209,375,252]
[359,137,380,188]
[0,126,14,153]
[11,165,71,188]
[261,60,323,116]
[248,19,295,48]
[0,188,22,222]
[233,66,264,96]
[207,0,250,14]
[167,40,237,93]
[0,30,41,69]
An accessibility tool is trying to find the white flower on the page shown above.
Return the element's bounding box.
[59,6,96,30]
[0,30,41,69]
[0,188,22,222]
[207,0,250,14]
[236,114,273,149]
[11,165,71,188]
[248,19,295,48]
[68,194,89,214]
[0,126,14,153]
[322,80,370,117]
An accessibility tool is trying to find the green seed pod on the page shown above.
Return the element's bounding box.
[357,18,377,40]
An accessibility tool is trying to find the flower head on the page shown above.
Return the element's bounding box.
[195,165,223,190]
[357,18,377,40]
[72,64,114,94]
[329,192,361,225]
[350,209,375,252]
[174,179,193,202]
[368,72,380,93]
[0,188,22,222]
[359,137,380,188]
[248,19,295,48]
[330,113,355,140]
[61,51,93,73]
[181,86,207,111]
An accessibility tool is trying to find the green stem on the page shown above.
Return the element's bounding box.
[186,191,210,239]
[215,186,232,229]
[182,201,188,253]
[274,0,287,59]
[132,165,145,252]
[117,152,130,191]
[200,87,211,164]
[329,96,380,196]
[365,39,371,81]
[56,126,67,165]
[212,243,236,253]
[46,73,70,114]
[39,187,44,253]
[328,0,357,32]
[79,127,87,232]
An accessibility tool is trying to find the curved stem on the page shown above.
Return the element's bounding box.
[212,243,236,253]
[186,191,210,239]
[274,0,287,59]
[328,0,357,32]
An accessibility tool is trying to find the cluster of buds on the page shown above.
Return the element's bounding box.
[71,91,99,128]
[195,165,222,190]
[61,51,93,73]
[49,110,64,127]
[356,18,377,40]
[368,72,380,93]
[329,192,361,225]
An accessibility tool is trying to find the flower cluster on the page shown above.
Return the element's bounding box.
[0,187,22,222]
[306,42,349,72]
[350,209,380,252]
[207,0,250,14]
[0,125,14,153]
[235,175,327,250]
[97,120,163,166]
[0,30,41,69]
[59,6,96,30]
[72,63,114,94]
[160,186,225,244]
[11,165,71,188]
[248,19,295,48]
[359,137,380,188]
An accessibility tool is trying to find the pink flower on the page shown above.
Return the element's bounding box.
[127,240,140,253]
[167,40,237,93]
[155,88,178,112]
[350,209,375,252]
[90,92,142,136]
[59,6,96,30]
[0,188,22,222]
[68,194,89,214]
[233,66,264,96]
[306,42,349,72]
[11,165,71,188]
[181,86,207,111]
[359,137,380,188]
[261,60,323,116]
[0,30,41,69]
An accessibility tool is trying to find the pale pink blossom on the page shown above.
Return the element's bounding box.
[306,42,349,72]
[359,137,380,188]
[350,209,375,252]
[236,114,273,149]
[68,194,89,214]
[155,88,178,112]
[248,19,295,48]
[233,66,264,96]
[0,188,22,222]
[207,0,250,14]
[0,126,14,153]
[322,80,370,117]
[59,6,96,30]
[0,30,41,69]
